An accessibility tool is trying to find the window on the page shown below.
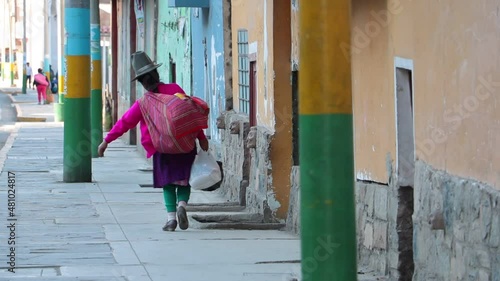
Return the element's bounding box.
[237,29,250,115]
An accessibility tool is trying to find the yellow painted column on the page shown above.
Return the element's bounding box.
[299,0,357,280]
[63,1,92,182]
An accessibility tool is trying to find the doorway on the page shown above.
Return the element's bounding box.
[395,59,415,281]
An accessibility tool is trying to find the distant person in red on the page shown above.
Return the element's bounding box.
[33,68,49,105]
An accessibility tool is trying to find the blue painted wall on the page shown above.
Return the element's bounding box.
[157,4,192,94]
[191,3,226,141]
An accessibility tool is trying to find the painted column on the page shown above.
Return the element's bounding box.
[54,0,64,121]
[63,0,91,182]
[299,0,357,280]
[90,0,102,158]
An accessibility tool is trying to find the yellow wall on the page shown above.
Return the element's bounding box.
[353,0,500,188]
[231,0,275,129]
[352,0,395,183]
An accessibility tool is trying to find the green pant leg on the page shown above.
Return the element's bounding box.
[163,184,177,212]
[176,185,191,203]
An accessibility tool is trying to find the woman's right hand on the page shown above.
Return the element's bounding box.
[98,141,108,157]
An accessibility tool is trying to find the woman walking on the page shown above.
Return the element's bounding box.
[98,51,209,232]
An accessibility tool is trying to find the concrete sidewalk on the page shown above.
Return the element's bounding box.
[0,83,58,123]
[0,85,385,281]
[0,88,302,281]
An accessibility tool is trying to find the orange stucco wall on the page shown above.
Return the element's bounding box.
[352,0,395,183]
[270,0,293,219]
[353,0,500,188]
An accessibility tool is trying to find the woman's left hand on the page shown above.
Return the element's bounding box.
[199,138,209,151]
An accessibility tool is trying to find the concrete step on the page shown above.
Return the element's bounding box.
[187,202,245,212]
[190,211,286,230]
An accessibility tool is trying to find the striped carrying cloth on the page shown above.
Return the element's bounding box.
[138,92,209,154]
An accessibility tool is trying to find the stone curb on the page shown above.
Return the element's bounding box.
[13,104,47,122]
[0,88,21,95]
[0,124,19,172]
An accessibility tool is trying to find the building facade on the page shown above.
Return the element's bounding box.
[191,0,232,143]
[110,0,500,280]
[350,0,500,279]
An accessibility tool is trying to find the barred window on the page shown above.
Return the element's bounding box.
[237,29,250,115]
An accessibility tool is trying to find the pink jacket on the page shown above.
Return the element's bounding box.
[104,83,207,158]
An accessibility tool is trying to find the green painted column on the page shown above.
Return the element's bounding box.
[63,0,92,182]
[21,66,27,94]
[90,0,102,158]
[299,1,357,280]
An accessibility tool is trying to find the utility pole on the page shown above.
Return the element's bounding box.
[299,1,357,280]
[21,0,26,94]
[54,0,64,121]
[9,0,15,86]
[90,0,102,158]
[44,0,50,99]
[63,0,91,182]
[0,0,5,82]
[49,0,58,75]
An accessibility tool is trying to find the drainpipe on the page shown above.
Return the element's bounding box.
[63,0,91,182]
[90,0,102,158]
[299,1,357,280]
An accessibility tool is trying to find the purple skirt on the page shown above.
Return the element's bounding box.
[152,149,197,188]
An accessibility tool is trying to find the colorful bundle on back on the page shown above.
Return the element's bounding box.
[138,92,209,154]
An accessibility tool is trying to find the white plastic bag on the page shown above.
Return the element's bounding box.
[189,151,222,190]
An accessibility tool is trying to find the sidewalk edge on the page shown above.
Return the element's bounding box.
[0,124,19,172]
[12,101,47,122]
[7,94,17,104]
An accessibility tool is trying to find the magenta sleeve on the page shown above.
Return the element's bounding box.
[197,130,207,141]
[104,101,143,143]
